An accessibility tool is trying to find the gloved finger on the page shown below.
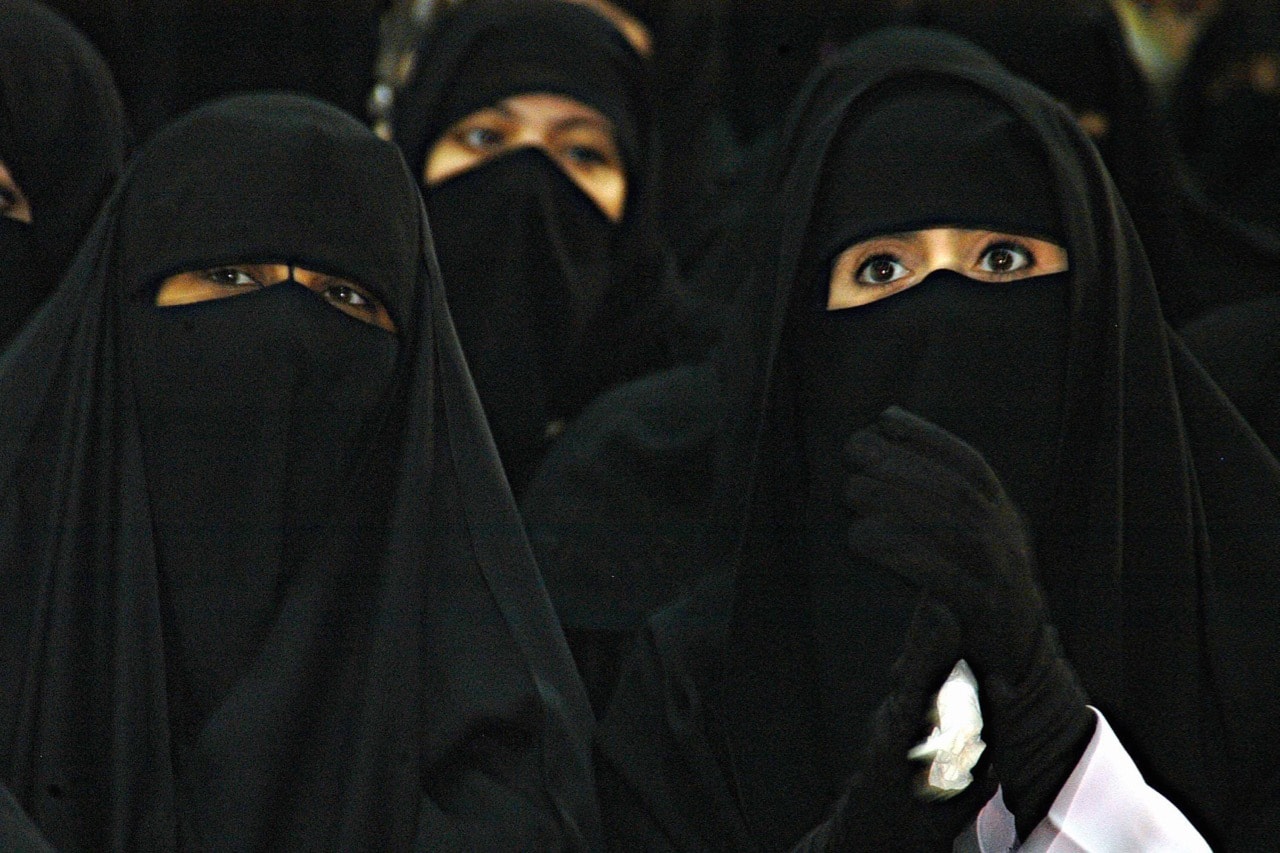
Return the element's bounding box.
[841,465,1015,554]
[844,496,1012,596]
[888,599,965,723]
[842,430,1012,532]
[872,406,1008,504]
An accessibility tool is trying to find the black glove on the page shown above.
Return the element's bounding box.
[795,601,996,853]
[841,407,1095,840]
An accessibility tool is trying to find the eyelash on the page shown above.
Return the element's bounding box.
[323,284,374,313]
[460,126,504,149]
[202,267,263,288]
[563,144,609,167]
[978,241,1035,275]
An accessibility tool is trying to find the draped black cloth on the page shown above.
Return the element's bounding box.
[391,0,706,496]
[0,0,127,348]
[0,93,597,851]
[596,28,1280,851]
[520,361,721,714]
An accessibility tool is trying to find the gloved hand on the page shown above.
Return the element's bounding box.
[794,600,995,853]
[841,407,1095,840]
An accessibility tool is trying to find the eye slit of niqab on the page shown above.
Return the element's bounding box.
[155,263,399,334]
[826,228,1070,311]
[423,93,628,222]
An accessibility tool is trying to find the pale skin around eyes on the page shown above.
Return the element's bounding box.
[0,160,33,224]
[423,92,628,223]
[156,264,398,334]
[827,227,1070,310]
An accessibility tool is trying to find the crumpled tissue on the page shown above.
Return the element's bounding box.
[907,659,986,799]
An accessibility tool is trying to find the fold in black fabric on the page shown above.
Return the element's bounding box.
[596,28,1280,851]
[0,0,127,347]
[393,0,706,495]
[0,93,597,851]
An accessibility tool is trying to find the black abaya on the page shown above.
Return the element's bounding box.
[0,93,597,851]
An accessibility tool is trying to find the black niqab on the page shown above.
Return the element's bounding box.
[597,28,1280,851]
[0,93,597,851]
[0,0,127,347]
[393,0,700,495]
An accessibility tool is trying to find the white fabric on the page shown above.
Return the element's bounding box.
[972,708,1211,852]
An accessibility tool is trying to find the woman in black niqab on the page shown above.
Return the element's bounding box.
[596,28,1280,851]
[0,93,597,851]
[392,0,704,496]
[1174,0,1280,238]
[0,0,127,348]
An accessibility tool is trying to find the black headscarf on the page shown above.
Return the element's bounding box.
[392,0,703,496]
[0,0,127,348]
[596,28,1280,851]
[0,93,597,851]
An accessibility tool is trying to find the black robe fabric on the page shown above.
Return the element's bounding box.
[0,93,597,851]
[0,0,127,348]
[391,0,707,497]
[595,28,1280,851]
[520,361,721,714]
[1180,293,1280,460]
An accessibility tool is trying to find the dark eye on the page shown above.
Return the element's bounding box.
[563,144,608,167]
[324,284,371,310]
[856,254,909,285]
[201,267,261,288]
[978,243,1033,275]
[0,188,15,215]
[461,126,504,150]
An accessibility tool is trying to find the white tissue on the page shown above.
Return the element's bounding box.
[907,659,986,798]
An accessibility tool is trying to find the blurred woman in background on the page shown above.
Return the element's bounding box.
[0,0,127,348]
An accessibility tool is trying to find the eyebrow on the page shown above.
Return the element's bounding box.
[551,115,614,134]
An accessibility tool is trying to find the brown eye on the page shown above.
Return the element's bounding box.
[978,243,1032,275]
[564,144,608,166]
[460,126,504,150]
[324,283,371,310]
[201,267,262,288]
[856,254,908,285]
